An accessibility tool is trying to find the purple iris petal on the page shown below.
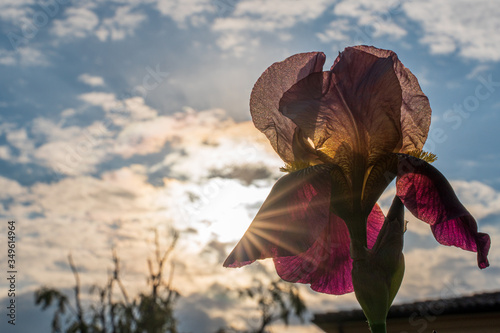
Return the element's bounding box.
[223,165,333,268]
[279,48,403,174]
[396,154,490,269]
[339,46,432,153]
[250,52,326,164]
[273,204,385,295]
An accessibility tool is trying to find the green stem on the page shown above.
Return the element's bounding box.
[369,322,387,333]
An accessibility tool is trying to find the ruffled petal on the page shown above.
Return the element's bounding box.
[279,48,402,182]
[250,52,326,164]
[223,165,332,268]
[345,46,432,152]
[273,204,385,295]
[396,154,490,268]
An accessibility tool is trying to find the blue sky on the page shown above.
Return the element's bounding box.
[1,0,500,332]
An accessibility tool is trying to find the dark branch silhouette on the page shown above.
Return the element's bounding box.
[35,230,179,333]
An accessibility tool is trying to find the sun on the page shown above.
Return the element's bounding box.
[194,178,272,243]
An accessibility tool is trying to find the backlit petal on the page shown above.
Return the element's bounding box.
[346,46,432,152]
[273,204,385,295]
[273,213,353,295]
[279,48,402,181]
[250,52,326,164]
[396,155,490,268]
[223,165,332,268]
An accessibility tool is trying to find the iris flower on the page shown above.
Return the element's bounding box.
[223,46,490,331]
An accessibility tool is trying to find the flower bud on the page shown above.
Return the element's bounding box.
[351,196,405,331]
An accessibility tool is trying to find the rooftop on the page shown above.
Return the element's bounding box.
[313,290,500,325]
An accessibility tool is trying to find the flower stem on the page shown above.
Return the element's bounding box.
[369,322,387,333]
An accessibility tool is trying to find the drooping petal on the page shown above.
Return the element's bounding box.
[250,52,326,164]
[396,154,490,268]
[279,48,402,183]
[342,46,432,152]
[223,165,332,268]
[273,204,385,295]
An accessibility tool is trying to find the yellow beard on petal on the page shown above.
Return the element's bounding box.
[279,161,311,173]
[406,148,437,163]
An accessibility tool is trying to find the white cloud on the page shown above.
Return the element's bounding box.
[11,95,277,179]
[61,108,76,117]
[78,92,157,126]
[78,73,105,87]
[332,0,407,39]
[51,7,99,39]
[403,0,500,61]
[212,0,333,55]
[78,92,118,111]
[213,16,276,32]
[310,0,410,50]
[155,0,213,26]
[28,98,157,176]
[145,108,281,181]
[32,165,162,223]
[400,242,500,302]
[0,121,17,136]
[316,19,351,43]
[0,165,173,289]
[122,97,158,121]
[208,37,248,58]
[5,127,35,163]
[0,176,27,200]
[0,1,35,24]
[232,0,332,25]
[213,0,332,32]
[18,46,48,65]
[318,0,500,61]
[95,5,146,41]
[450,180,500,220]
[0,146,11,160]
[113,116,174,158]
[31,117,113,176]
[0,49,17,66]
[420,33,456,54]
[112,107,282,181]
[7,128,32,150]
[0,47,48,66]
[15,2,148,43]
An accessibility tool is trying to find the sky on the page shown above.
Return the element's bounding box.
[0,0,500,332]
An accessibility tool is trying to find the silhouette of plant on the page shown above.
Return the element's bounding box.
[35,230,179,333]
[217,279,306,333]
